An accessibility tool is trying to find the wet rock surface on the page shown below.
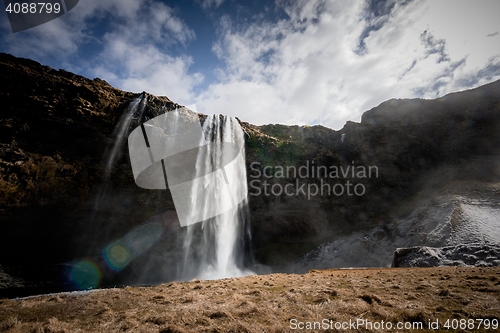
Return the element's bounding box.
[291,179,500,271]
[393,243,500,267]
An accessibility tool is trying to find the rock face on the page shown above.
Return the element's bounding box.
[246,79,500,266]
[0,53,183,293]
[289,178,500,272]
[393,244,500,267]
[1,53,500,294]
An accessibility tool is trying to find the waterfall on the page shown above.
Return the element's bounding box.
[92,95,145,213]
[105,95,146,177]
[128,109,253,281]
[180,115,252,280]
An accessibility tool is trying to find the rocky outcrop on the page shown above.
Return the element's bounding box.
[0,265,24,289]
[393,243,500,267]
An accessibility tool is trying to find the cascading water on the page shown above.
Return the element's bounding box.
[73,95,148,281]
[180,115,252,280]
[92,95,146,213]
[128,108,253,281]
[105,95,146,177]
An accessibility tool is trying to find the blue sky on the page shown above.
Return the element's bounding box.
[1,0,500,129]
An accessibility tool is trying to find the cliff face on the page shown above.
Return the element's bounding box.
[245,82,500,266]
[1,53,500,293]
[0,54,182,289]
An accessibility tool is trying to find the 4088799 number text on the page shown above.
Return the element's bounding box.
[5,2,61,14]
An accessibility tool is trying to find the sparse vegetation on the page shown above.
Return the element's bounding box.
[1,267,499,332]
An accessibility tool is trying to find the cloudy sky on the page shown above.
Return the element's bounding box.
[1,0,499,129]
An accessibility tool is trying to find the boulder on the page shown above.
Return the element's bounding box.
[393,243,500,267]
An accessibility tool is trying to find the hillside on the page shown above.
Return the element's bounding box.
[1,53,500,296]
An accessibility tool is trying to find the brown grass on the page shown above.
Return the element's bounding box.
[0,267,499,332]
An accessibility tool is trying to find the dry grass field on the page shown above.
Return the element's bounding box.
[1,267,499,332]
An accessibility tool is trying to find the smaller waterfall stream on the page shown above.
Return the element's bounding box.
[92,95,146,213]
[105,95,146,177]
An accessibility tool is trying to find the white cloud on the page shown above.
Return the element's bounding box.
[1,0,202,105]
[1,6,85,57]
[199,0,226,10]
[194,0,500,129]
[94,43,203,104]
[2,0,499,129]
[84,0,202,104]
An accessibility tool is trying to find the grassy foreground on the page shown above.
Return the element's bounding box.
[0,267,499,332]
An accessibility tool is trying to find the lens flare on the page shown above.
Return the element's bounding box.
[103,222,163,271]
[70,260,101,290]
[111,245,128,263]
[103,242,130,271]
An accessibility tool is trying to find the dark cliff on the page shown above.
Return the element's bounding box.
[1,53,500,294]
[246,82,500,264]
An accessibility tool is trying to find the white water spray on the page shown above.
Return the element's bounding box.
[181,115,251,280]
[128,109,253,280]
[92,96,145,212]
[105,96,145,177]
